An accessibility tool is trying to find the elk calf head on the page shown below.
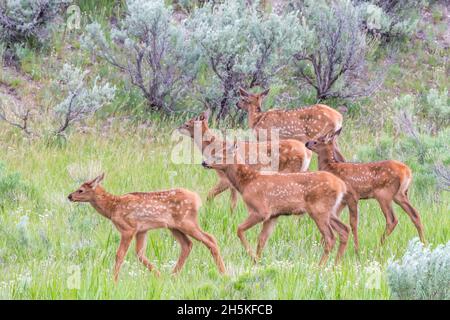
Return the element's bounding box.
[305,128,341,154]
[178,110,210,138]
[68,173,105,202]
[237,87,269,112]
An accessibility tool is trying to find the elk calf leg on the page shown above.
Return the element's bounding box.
[394,194,425,243]
[135,232,160,277]
[207,180,229,202]
[114,234,133,282]
[313,218,335,266]
[201,231,226,274]
[376,198,398,245]
[182,223,226,274]
[256,217,278,260]
[230,188,238,213]
[237,213,264,262]
[347,198,360,254]
[330,216,350,264]
[170,229,193,274]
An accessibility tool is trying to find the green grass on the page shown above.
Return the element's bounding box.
[0,121,448,299]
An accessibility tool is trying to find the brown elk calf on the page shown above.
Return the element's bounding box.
[179,111,312,212]
[305,129,425,249]
[201,146,350,265]
[237,87,346,161]
[68,174,226,281]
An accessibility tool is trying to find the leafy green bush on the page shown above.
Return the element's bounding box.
[0,162,27,206]
[390,92,450,192]
[423,88,449,129]
[357,100,449,192]
[398,129,450,191]
[387,238,450,299]
[393,90,449,132]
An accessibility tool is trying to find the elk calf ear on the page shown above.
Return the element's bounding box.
[330,128,342,143]
[260,88,270,98]
[199,109,211,121]
[90,173,105,189]
[318,131,333,143]
[239,87,249,97]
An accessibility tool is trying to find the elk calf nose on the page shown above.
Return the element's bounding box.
[201,161,210,168]
[68,194,73,201]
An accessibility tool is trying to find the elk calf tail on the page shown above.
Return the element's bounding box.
[398,166,413,196]
[193,192,203,212]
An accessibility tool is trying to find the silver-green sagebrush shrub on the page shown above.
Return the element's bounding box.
[293,0,381,101]
[0,0,69,57]
[187,0,307,120]
[424,88,449,129]
[82,0,198,113]
[387,238,450,300]
[0,63,115,137]
[355,0,423,41]
[53,63,116,136]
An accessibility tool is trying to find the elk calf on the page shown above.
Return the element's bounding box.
[201,146,350,265]
[68,174,226,281]
[238,87,346,161]
[306,129,425,250]
[179,111,312,212]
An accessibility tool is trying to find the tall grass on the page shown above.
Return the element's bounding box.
[76,0,125,18]
[0,119,447,299]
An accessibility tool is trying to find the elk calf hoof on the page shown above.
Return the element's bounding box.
[153,269,161,278]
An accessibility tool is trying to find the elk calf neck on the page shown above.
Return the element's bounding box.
[306,129,425,250]
[68,174,226,281]
[179,111,312,212]
[202,158,350,266]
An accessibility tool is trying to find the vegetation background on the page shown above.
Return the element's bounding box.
[0,0,448,299]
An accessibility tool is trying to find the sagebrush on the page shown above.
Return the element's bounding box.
[387,238,450,299]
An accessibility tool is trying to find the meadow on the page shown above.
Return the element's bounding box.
[0,0,448,300]
[0,118,447,299]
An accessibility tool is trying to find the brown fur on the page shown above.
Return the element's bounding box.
[202,150,350,266]
[306,130,425,251]
[68,174,226,281]
[179,111,312,212]
[237,88,346,162]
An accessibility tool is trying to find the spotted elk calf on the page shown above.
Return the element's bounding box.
[68,174,226,281]
[178,111,312,212]
[201,146,350,265]
[237,87,346,161]
[306,129,425,249]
